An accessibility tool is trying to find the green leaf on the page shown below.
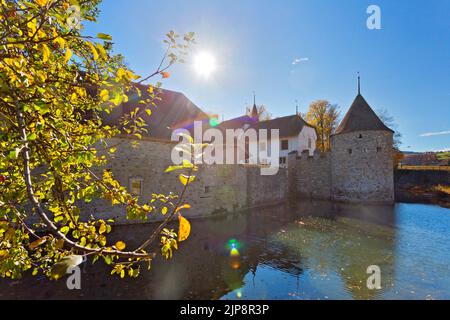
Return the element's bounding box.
[28,133,37,141]
[97,33,113,40]
[60,226,70,235]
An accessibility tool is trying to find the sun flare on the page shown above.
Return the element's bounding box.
[193,52,216,78]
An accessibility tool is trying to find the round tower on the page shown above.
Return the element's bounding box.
[331,82,395,204]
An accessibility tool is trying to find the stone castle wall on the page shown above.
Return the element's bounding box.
[331,131,394,203]
[288,151,332,200]
[83,130,394,224]
[83,138,288,224]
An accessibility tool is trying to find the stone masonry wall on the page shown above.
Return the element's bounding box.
[288,150,332,200]
[82,138,288,224]
[81,129,395,225]
[331,131,394,204]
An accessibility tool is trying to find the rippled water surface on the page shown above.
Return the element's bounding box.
[1,201,449,300]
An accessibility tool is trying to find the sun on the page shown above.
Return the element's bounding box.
[193,52,216,78]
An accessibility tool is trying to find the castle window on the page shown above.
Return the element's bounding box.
[377,147,382,152]
[281,140,289,151]
[130,177,143,196]
[205,186,210,194]
[358,134,363,139]
[279,157,287,165]
[348,148,353,154]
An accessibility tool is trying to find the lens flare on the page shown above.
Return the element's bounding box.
[209,117,220,127]
[230,260,241,269]
[227,239,241,257]
[230,248,240,257]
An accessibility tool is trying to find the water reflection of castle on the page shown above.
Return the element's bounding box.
[158,201,397,300]
[0,201,397,300]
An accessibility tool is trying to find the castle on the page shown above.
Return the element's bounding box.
[87,81,395,223]
[289,90,395,204]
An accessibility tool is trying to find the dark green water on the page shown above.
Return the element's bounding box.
[1,201,449,300]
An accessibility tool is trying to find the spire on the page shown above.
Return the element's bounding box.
[357,72,361,95]
[295,99,299,116]
[251,91,258,120]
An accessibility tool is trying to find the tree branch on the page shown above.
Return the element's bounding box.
[14,102,149,260]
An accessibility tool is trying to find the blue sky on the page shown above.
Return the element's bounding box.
[85,0,450,152]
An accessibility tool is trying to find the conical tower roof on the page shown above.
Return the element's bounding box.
[334,94,394,135]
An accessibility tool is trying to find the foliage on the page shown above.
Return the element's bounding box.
[305,100,340,152]
[376,109,402,149]
[376,109,404,168]
[436,152,450,163]
[246,105,271,121]
[0,0,197,280]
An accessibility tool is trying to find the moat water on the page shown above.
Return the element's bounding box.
[1,201,449,300]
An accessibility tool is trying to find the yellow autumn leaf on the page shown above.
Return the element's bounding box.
[35,0,48,7]
[87,42,99,60]
[179,174,195,186]
[42,44,51,62]
[178,215,191,242]
[99,89,109,102]
[99,223,106,235]
[53,36,66,49]
[175,204,191,213]
[64,48,72,63]
[162,207,168,215]
[95,43,107,60]
[115,241,126,251]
